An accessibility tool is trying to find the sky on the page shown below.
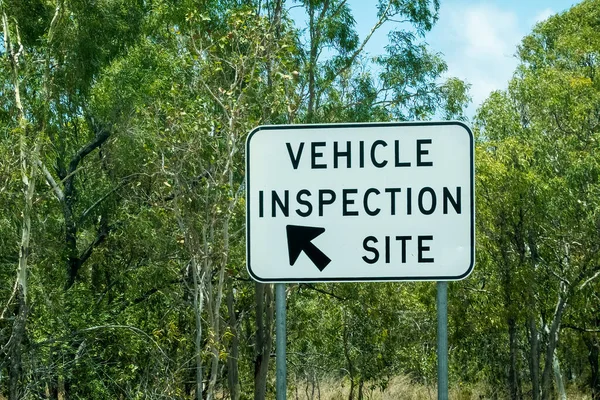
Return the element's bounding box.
[426,0,579,116]
[289,0,581,118]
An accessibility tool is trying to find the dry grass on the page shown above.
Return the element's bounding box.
[288,375,593,400]
[290,376,475,400]
[0,379,591,399]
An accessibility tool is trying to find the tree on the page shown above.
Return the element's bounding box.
[0,0,470,398]
[475,1,600,398]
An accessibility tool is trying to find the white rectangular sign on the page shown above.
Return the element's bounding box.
[245,122,474,282]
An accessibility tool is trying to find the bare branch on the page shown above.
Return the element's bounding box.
[201,80,231,120]
[0,280,19,320]
[37,160,65,202]
[552,111,576,136]
[2,12,7,58]
[35,324,172,361]
[13,15,24,59]
[78,175,136,224]
[550,269,570,287]
[580,269,600,290]
[298,283,347,301]
[47,0,63,43]
[69,122,110,175]
[77,216,110,268]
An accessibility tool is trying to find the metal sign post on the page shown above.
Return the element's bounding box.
[275,283,287,400]
[437,281,448,400]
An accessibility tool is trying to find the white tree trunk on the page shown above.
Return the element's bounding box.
[3,9,39,399]
[553,349,567,400]
[191,255,205,400]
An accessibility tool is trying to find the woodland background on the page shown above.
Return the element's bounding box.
[0,0,599,399]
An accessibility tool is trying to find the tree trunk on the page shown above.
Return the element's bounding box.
[207,263,226,400]
[552,349,567,400]
[4,10,37,397]
[357,379,364,400]
[8,135,36,400]
[527,314,541,400]
[343,312,355,400]
[59,120,111,290]
[9,289,27,400]
[541,283,568,400]
[508,317,521,400]
[175,190,206,400]
[192,255,205,400]
[584,332,599,400]
[226,277,240,400]
[10,138,35,399]
[202,218,221,400]
[307,1,317,123]
[254,282,274,400]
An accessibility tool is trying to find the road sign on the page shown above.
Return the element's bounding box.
[245,121,474,282]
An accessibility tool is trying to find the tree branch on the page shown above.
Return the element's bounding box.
[562,324,600,333]
[34,324,172,361]
[68,121,110,175]
[78,216,110,268]
[580,268,600,290]
[37,160,65,202]
[299,283,347,301]
[78,173,144,224]
[315,0,393,101]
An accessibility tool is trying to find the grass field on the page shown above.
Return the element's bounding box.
[0,376,592,399]
[288,375,592,400]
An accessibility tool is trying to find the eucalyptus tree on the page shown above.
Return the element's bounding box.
[0,0,471,398]
[475,1,600,398]
[1,4,40,398]
[294,0,469,124]
[0,0,172,397]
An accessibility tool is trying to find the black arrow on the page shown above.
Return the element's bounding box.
[286,225,332,271]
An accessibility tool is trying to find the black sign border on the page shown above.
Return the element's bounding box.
[245,121,475,283]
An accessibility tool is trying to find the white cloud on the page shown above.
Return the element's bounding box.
[462,5,520,58]
[532,8,555,25]
[429,2,523,116]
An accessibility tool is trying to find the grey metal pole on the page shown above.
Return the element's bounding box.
[437,281,448,400]
[275,283,287,400]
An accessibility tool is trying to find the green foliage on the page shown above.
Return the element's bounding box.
[472,1,600,397]
[0,0,474,399]
[3,0,597,398]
